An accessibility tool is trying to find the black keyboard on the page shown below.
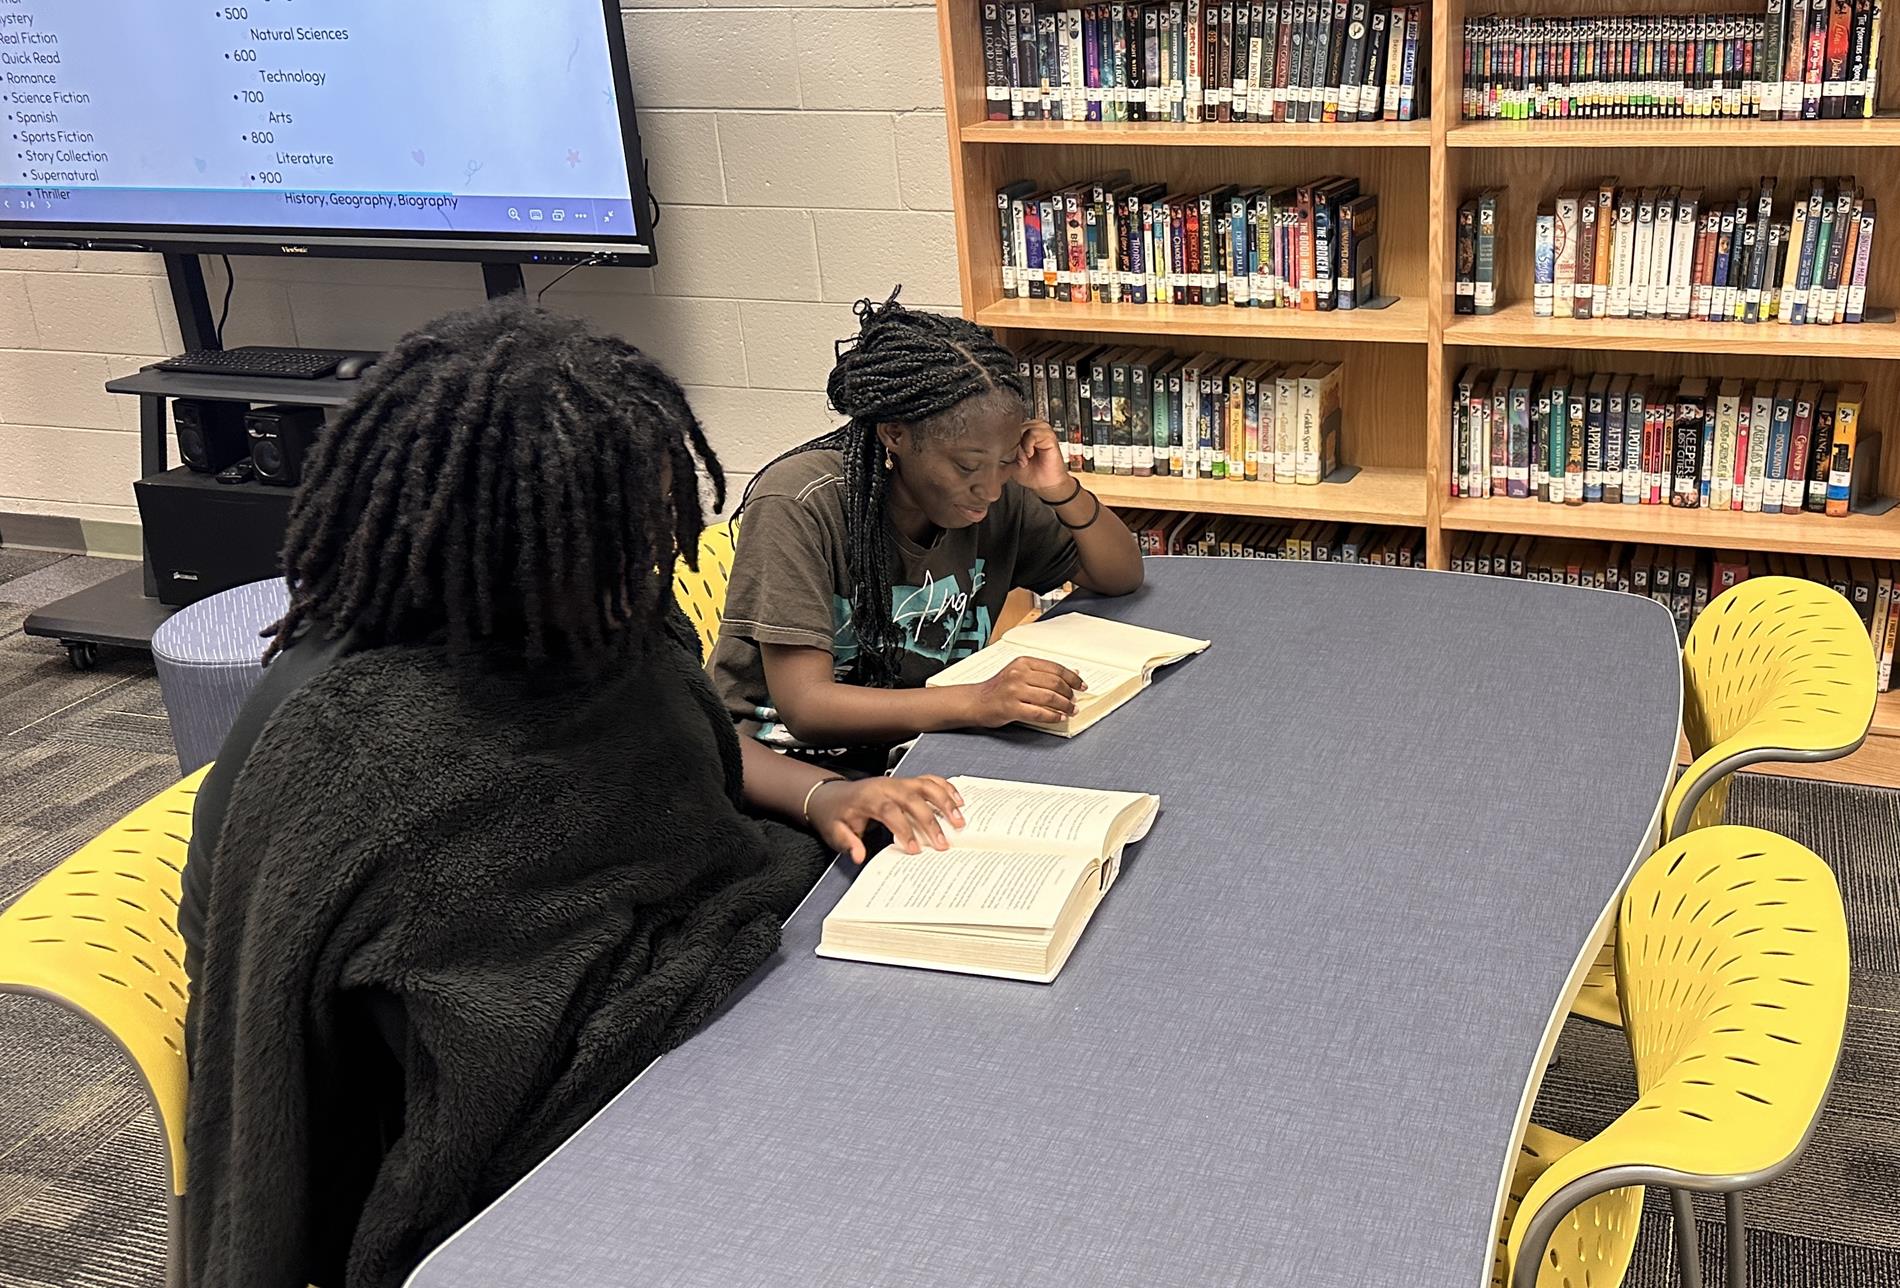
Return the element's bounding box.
[155,347,349,380]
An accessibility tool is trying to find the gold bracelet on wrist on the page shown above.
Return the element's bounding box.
[801,776,843,823]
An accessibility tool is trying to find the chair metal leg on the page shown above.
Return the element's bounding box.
[1726,1192,1748,1288]
[166,1189,185,1288]
[1669,1188,1703,1288]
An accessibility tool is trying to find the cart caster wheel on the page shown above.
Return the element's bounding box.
[65,642,99,671]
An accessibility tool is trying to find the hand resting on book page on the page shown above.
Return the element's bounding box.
[961,655,1089,728]
[805,775,967,864]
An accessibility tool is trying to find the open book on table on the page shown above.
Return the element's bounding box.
[817,776,1160,983]
[923,613,1209,736]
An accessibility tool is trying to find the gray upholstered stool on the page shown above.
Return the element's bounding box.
[150,579,289,775]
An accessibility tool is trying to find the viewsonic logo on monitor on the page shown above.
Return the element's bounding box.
[279,245,310,254]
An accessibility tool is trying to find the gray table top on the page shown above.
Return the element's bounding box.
[409,558,1682,1288]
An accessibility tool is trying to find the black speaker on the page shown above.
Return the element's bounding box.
[247,404,326,487]
[134,467,294,606]
[173,399,249,473]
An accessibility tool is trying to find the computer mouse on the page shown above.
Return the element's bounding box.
[335,355,378,380]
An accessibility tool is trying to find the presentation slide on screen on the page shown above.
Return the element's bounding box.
[0,0,640,238]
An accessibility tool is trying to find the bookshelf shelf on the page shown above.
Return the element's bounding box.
[1447,116,1900,149]
[1445,304,1900,360]
[1440,497,1900,559]
[1090,466,1428,524]
[1875,691,1900,739]
[960,119,1435,148]
[975,296,1431,343]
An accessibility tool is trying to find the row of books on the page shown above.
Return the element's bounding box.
[1454,536,1900,687]
[1463,3,1884,121]
[1521,177,1875,325]
[997,176,1380,310]
[1121,510,1426,562]
[1450,368,1881,516]
[1021,341,1344,480]
[980,0,1428,123]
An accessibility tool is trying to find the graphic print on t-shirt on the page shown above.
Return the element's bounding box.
[748,559,995,750]
[830,558,993,671]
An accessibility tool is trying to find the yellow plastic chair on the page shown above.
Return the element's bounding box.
[0,771,204,1288]
[1496,824,1851,1288]
[1570,575,1875,1029]
[673,518,739,664]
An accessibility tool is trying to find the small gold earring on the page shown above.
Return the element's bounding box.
[885,451,895,470]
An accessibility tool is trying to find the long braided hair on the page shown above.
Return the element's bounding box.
[268,294,722,668]
[744,288,1025,687]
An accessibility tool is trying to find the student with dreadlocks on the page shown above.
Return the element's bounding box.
[178,296,965,1288]
[711,290,1143,772]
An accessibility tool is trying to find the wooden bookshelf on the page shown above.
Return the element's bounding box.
[933,0,1900,783]
[1446,303,1900,359]
[1447,116,1900,149]
[1441,496,1900,559]
[962,119,1436,147]
[975,296,1431,343]
[1087,466,1430,524]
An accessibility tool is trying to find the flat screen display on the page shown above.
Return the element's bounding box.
[0,0,654,263]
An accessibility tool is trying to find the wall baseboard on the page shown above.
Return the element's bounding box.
[0,512,143,560]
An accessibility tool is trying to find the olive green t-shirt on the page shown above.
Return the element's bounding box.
[708,448,1079,755]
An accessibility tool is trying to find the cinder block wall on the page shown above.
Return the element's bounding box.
[0,0,955,547]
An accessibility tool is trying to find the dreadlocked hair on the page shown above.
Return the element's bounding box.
[268,293,723,669]
[742,286,1025,688]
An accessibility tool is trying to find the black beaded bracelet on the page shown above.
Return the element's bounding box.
[1053,491,1102,531]
[1038,477,1085,507]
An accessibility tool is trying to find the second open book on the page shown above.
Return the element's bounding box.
[818,776,1159,983]
[924,612,1209,736]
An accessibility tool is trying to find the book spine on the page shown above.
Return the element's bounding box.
[1475,191,1499,314]
[1623,384,1646,501]
[1827,384,1862,515]
[1668,189,1700,319]
[1241,368,1262,480]
[1552,192,1580,312]
[1132,357,1155,477]
[1167,366,1186,474]
[1628,190,1655,320]
[1585,380,1606,500]
[1795,384,1824,510]
[1574,194,1599,318]
[1509,379,1531,498]
[983,2,1012,119]
[1604,381,1626,502]
[1611,192,1641,321]
[1357,7,1385,119]
[1648,188,1677,318]
[1804,0,1828,116]
[1226,371,1247,478]
[1789,393,1820,513]
[1767,388,1799,511]
[1765,0,1789,115]
[1339,0,1370,117]
[1185,0,1204,116]
[1672,383,1706,507]
[1593,183,1617,314]
[1784,0,1810,113]
[1178,358,1200,478]
[1454,201,1477,315]
[1711,389,1737,511]
[1383,6,1407,119]
[1847,198,1876,322]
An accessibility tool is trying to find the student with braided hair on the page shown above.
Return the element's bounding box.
[178,296,968,1287]
[712,289,1143,772]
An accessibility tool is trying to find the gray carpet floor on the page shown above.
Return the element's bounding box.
[1,553,1896,1288]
